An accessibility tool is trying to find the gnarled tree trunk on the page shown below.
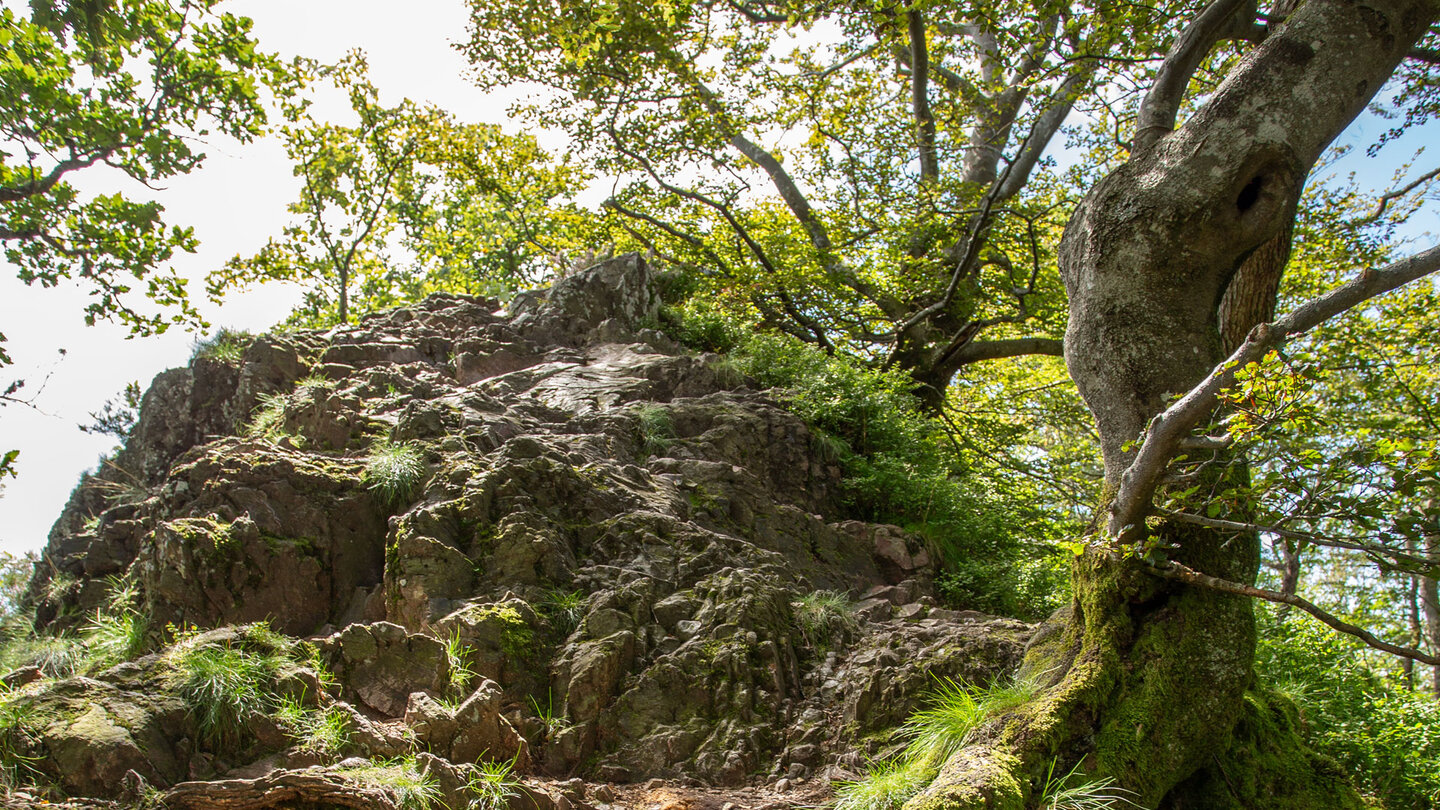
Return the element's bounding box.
[903,1,1440,807]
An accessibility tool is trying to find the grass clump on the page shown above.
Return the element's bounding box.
[276,695,350,758]
[162,623,297,749]
[191,328,254,365]
[793,590,858,652]
[245,392,292,441]
[465,757,520,810]
[0,686,45,790]
[636,405,676,456]
[81,577,150,670]
[539,588,587,639]
[337,757,441,810]
[1037,760,1141,810]
[444,628,478,696]
[364,440,427,506]
[834,677,1040,810]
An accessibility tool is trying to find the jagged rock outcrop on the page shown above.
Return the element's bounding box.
[9,255,1031,806]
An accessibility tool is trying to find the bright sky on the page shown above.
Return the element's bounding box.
[0,2,1435,555]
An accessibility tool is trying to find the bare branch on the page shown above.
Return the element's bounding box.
[1134,0,1255,153]
[995,68,1093,201]
[1108,243,1440,541]
[1357,164,1440,225]
[1149,558,1440,666]
[945,336,1064,364]
[908,9,939,185]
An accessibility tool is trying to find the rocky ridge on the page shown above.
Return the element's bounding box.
[9,255,1030,808]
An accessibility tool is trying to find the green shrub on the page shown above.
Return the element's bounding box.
[364,440,427,506]
[191,328,254,365]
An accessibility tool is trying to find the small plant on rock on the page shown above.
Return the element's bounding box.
[191,328,254,365]
[163,624,295,749]
[1036,760,1141,810]
[464,756,520,810]
[245,392,292,441]
[276,694,350,758]
[364,440,427,506]
[833,676,1042,810]
[445,628,478,696]
[793,590,859,652]
[540,588,587,639]
[636,405,675,456]
[337,757,440,810]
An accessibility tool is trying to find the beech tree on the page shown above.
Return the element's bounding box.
[463,0,1440,805]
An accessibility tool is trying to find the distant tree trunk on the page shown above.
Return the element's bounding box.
[1275,537,1302,619]
[1423,502,1440,697]
[899,1,1437,806]
[339,265,350,324]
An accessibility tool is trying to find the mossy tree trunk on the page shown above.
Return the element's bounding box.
[903,0,1440,807]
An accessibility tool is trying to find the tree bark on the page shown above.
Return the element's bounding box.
[902,0,1439,806]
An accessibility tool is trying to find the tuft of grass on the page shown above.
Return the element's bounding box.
[337,757,441,810]
[191,328,254,365]
[294,372,337,397]
[834,677,1043,810]
[901,677,1039,767]
[364,440,427,506]
[276,694,350,758]
[0,686,45,790]
[445,628,478,696]
[793,590,859,652]
[833,756,933,810]
[540,588,587,639]
[81,576,150,670]
[245,392,291,441]
[465,756,520,810]
[636,405,676,456]
[1037,760,1142,810]
[162,625,295,749]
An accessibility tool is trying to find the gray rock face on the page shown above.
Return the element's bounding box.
[18,255,1031,800]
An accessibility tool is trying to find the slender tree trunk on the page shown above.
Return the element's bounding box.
[339,265,350,324]
[1405,533,1420,689]
[1423,503,1440,696]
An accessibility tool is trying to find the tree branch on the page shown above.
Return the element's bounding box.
[1108,243,1440,541]
[908,9,939,185]
[1148,558,1440,666]
[945,336,1064,365]
[1134,0,1255,153]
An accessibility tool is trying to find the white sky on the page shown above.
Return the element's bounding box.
[0,2,1436,555]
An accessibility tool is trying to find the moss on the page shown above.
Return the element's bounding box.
[1164,689,1365,809]
[901,750,1026,810]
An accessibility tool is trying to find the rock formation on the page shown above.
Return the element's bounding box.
[5,255,1029,808]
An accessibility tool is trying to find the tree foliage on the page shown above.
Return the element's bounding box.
[210,53,585,326]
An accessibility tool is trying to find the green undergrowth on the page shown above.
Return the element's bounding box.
[0,575,152,678]
[1256,609,1440,810]
[466,756,521,810]
[663,307,1065,618]
[793,590,859,652]
[191,328,255,365]
[835,677,1042,810]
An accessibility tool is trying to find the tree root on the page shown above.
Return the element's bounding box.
[161,769,399,810]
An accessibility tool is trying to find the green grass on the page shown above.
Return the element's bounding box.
[337,757,441,810]
[191,328,254,365]
[1037,760,1141,810]
[363,440,427,506]
[793,590,859,652]
[465,756,520,810]
[834,676,1042,810]
[162,624,296,749]
[540,588,587,639]
[636,405,676,456]
[276,694,350,758]
[0,635,87,679]
[245,392,291,441]
[833,756,934,810]
[445,628,478,696]
[0,686,45,790]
